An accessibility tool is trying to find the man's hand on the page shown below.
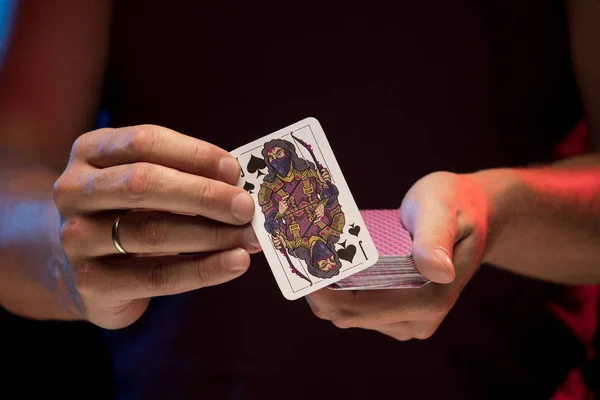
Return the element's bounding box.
[319,168,331,182]
[306,172,489,340]
[52,125,261,329]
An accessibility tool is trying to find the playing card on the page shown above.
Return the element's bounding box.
[230,117,379,300]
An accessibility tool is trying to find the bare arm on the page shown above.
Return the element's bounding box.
[474,0,600,284]
[0,0,112,319]
[305,0,600,342]
[0,1,258,328]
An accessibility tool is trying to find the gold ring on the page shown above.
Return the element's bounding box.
[111,214,128,254]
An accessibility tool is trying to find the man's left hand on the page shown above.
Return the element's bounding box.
[306,172,490,340]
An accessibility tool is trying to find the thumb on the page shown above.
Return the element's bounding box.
[402,202,458,284]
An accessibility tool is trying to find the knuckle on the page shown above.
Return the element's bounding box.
[52,178,67,210]
[136,217,169,249]
[331,313,360,329]
[71,134,90,158]
[148,262,172,293]
[209,225,229,249]
[73,261,98,297]
[59,217,86,252]
[193,258,212,286]
[195,182,217,213]
[425,171,457,184]
[126,126,160,157]
[414,326,436,340]
[52,175,79,213]
[190,142,211,173]
[71,129,116,159]
[125,163,157,202]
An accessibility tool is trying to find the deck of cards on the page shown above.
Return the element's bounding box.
[329,209,430,290]
[230,117,429,300]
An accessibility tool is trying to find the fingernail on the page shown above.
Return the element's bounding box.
[243,225,261,250]
[219,157,241,183]
[231,192,255,223]
[433,247,456,283]
[222,248,249,272]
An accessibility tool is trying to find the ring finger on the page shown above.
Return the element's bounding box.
[61,211,261,258]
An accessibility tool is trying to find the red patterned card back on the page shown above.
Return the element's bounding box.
[360,209,412,257]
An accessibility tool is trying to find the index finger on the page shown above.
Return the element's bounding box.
[72,125,241,184]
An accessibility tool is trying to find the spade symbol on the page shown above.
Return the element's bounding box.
[338,245,357,263]
[243,181,255,194]
[338,240,347,249]
[247,155,267,177]
[349,224,361,237]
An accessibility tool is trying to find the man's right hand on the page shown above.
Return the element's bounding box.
[52,125,261,329]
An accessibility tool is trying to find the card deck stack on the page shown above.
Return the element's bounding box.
[329,209,430,290]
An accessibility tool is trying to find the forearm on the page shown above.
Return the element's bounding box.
[471,153,600,284]
[0,151,81,320]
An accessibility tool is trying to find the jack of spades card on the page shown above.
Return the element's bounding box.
[230,118,378,300]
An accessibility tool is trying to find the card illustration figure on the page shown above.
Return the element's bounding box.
[230,117,379,300]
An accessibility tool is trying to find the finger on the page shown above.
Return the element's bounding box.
[310,230,480,330]
[55,162,255,224]
[375,321,438,341]
[60,212,261,258]
[373,322,414,341]
[400,197,459,284]
[308,284,451,329]
[72,125,241,184]
[75,248,251,300]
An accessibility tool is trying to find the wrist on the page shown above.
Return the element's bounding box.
[465,168,526,265]
[42,199,86,321]
[0,193,83,321]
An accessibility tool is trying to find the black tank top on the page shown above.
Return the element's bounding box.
[101,1,597,398]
